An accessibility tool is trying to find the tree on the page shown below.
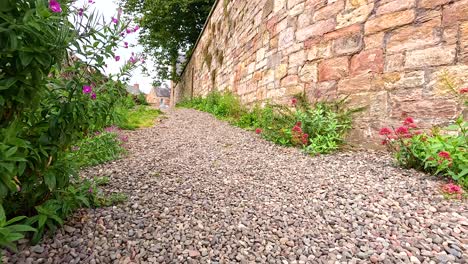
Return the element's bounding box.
[120,0,215,85]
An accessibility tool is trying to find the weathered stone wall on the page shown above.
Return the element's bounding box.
[174,0,468,146]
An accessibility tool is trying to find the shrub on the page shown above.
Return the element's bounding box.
[178,92,360,154]
[0,0,141,246]
[380,117,468,189]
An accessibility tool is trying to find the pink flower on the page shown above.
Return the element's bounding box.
[129,56,137,64]
[112,17,118,24]
[292,125,302,132]
[255,128,262,134]
[82,85,92,94]
[115,56,120,61]
[49,0,62,13]
[442,183,463,195]
[133,26,140,32]
[90,93,97,100]
[291,98,297,106]
[403,117,414,125]
[126,28,132,34]
[460,88,468,94]
[438,151,451,160]
[379,127,392,136]
[395,126,409,135]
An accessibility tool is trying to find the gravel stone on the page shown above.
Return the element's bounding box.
[2,109,467,263]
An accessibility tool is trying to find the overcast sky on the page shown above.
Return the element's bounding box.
[76,0,154,93]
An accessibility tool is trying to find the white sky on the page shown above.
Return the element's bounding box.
[76,0,154,93]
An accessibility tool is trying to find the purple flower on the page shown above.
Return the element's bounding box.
[112,17,118,24]
[82,85,92,94]
[88,187,93,193]
[124,42,128,48]
[133,26,140,32]
[129,57,137,64]
[49,0,62,13]
[88,0,95,3]
[120,32,125,37]
[91,93,97,100]
[126,28,132,34]
[78,8,84,16]
[115,56,120,61]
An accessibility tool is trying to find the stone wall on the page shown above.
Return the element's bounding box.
[173,0,468,146]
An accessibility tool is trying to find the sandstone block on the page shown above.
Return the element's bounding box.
[404,45,456,69]
[386,21,440,54]
[442,0,468,26]
[350,48,384,76]
[279,27,295,49]
[281,74,299,86]
[318,56,350,81]
[296,18,336,42]
[333,34,363,56]
[299,62,318,82]
[390,93,459,120]
[364,10,415,35]
[336,3,374,29]
[364,32,384,50]
[305,81,337,102]
[384,53,405,72]
[313,0,344,21]
[323,24,362,41]
[275,64,289,79]
[419,0,450,8]
[337,73,379,94]
[426,65,468,96]
[460,21,468,63]
[383,71,426,90]
[376,0,415,16]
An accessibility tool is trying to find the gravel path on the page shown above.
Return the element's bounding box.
[4,109,467,263]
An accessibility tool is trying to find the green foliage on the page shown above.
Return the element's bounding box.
[67,132,126,168]
[115,105,162,130]
[381,117,468,188]
[0,206,36,252]
[0,0,140,247]
[136,93,149,105]
[178,92,358,154]
[120,0,216,83]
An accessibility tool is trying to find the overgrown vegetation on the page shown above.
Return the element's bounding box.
[178,92,360,155]
[380,83,468,192]
[116,106,162,130]
[0,0,138,251]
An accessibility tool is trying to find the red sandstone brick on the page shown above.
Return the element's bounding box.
[442,0,468,26]
[350,49,384,76]
[318,56,350,81]
[364,10,415,35]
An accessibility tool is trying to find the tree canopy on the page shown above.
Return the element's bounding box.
[120,0,216,85]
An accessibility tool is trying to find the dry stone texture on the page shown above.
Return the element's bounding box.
[174,0,468,147]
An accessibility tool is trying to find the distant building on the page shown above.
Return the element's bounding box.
[126,83,141,95]
[146,87,170,109]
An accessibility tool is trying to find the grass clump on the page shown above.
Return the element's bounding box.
[116,105,162,130]
[178,92,361,155]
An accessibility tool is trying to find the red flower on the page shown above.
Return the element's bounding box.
[291,98,298,106]
[379,127,392,136]
[381,139,388,145]
[460,88,468,94]
[403,117,414,125]
[292,125,302,132]
[442,183,463,194]
[255,128,262,134]
[438,151,451,160]
[395,126,409,135]
[296,121,302,127]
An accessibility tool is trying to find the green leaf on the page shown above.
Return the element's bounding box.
[43,172,56,191]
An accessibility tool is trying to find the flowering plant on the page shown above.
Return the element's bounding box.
[380,117,467,189]
[0,0,143,244]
